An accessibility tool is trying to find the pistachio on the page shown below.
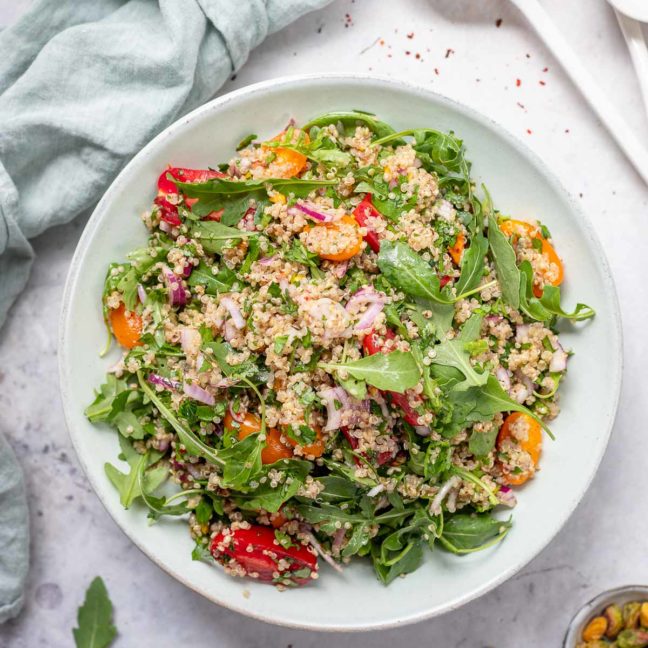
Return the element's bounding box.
[583,616,608,642]
[605,603,625,638]
[616,628,648,648]
[625,603,643,630]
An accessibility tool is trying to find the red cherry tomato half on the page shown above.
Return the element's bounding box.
[210,525,317,586]
[352,195,383,253]
[157,167,225,196]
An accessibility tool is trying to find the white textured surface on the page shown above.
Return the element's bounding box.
[0,0,647,646]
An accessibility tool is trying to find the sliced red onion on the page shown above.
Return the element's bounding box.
[183,382,215,406]
[148,373,181,391]
[485,314,503,324]
[430,476,460,516]
[495,366,512,391]
[320,386,350,431]
[137,284,147,304]
[414,425,431,437]
[228,161,242,178]
[388,178,398,190]
[181,263,194,279]
[241,206,257,232]
[180,327,201,356]
[512,384,530,404]
[162,266,187,307]
[223,320,237,342]
[298,525,343,575]
[331,527,346,556]
[220,296,245,329]
[498,486,517,508]
[228,405,245,424]
[345,287,387,312]
[549,341,568,372]
[515,370,537,394]
[331,259,349,279]
[515,324,530,343]
[257,256,277,266]
[293,201,336,223]
[155,437,171,452]
[367,484,385,498]
[159,221,171,234]
[354,301,385,332]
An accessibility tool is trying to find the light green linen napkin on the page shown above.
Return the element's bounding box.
[0,0,332,622]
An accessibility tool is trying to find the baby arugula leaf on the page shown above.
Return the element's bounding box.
[190,221,255,254]
[455,234,488,295]
[303,111,402,141]
[377,240,451,304]
[187,260,239,296]
[217,433,264,490]
[439,513,511,554]
[319,350,420,393]
[73,577,117,648]
[431,334,488,392]
[487,213,520,309]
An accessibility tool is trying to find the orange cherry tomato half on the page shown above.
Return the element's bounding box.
[448,233,466,265]
[310,215,364,262]
[263,130,310,179]
[109,303,142,349]
[284,425,325,458]
[499,219,564,293]
[496,412,543,486]
[225,412,293,465]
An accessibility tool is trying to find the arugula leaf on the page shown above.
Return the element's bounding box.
[136,458,189,522]
[284,239,323,278]
[234,460,310,512]
[177,177,335,201]
[73,577,116,648]
[518,261,595,322]
[431,336,488,391]
[315,476,360,503]
[372,538,424,585]
[455,234,488,295]
[377,240,450,304]
[190,221,255,254]
[439,513,511,554]
[468,427,499,457]
[487,213,520,309]
[104,437,166,509]
[137,372,224,465]
[320,351,420,393]
[217,433,264,490]
[236,133,257,150]
[303,111,402,141]
[187,261,238,295]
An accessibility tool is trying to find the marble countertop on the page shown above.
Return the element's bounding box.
[1,1,647,646]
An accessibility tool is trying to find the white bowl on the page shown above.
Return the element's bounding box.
[59,74,622,631]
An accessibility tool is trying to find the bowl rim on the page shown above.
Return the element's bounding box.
[563,585,648,646]
[58,72,623,632]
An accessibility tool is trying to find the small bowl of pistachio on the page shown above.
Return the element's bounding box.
[565,586,648,647]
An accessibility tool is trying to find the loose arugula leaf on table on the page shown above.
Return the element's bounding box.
[377,240,451,304]
[190,221,255,254]
[439,513,512,554]
[187,260,239,295]
[319,350,420,393]
[73,577,116,648]
[487,213,521,309]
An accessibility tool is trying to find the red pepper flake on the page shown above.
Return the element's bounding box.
[379,39,385,45]
[526,129,532,135]
[526,53,531,59]
[516,78,521,87]
[543,66,549,72]
[407,32,414,39]
[539,80,546,86]
[415,52,421,60]
[495,18,503,27]
[434,67,440,75]
[344,13,353,28]
[565,128,570,133]
[517,101,526,110]
[405,50,411,56]
[445,48,455,58]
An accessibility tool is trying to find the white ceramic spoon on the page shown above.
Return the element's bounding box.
[508,0,648,186]
[607,0,648,117]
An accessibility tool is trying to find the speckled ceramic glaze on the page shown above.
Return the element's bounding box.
[59,75,622,631]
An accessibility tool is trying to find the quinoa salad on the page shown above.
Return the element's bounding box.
[86,111,595,588]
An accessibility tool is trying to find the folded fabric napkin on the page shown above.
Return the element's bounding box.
[0,0,332,622]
